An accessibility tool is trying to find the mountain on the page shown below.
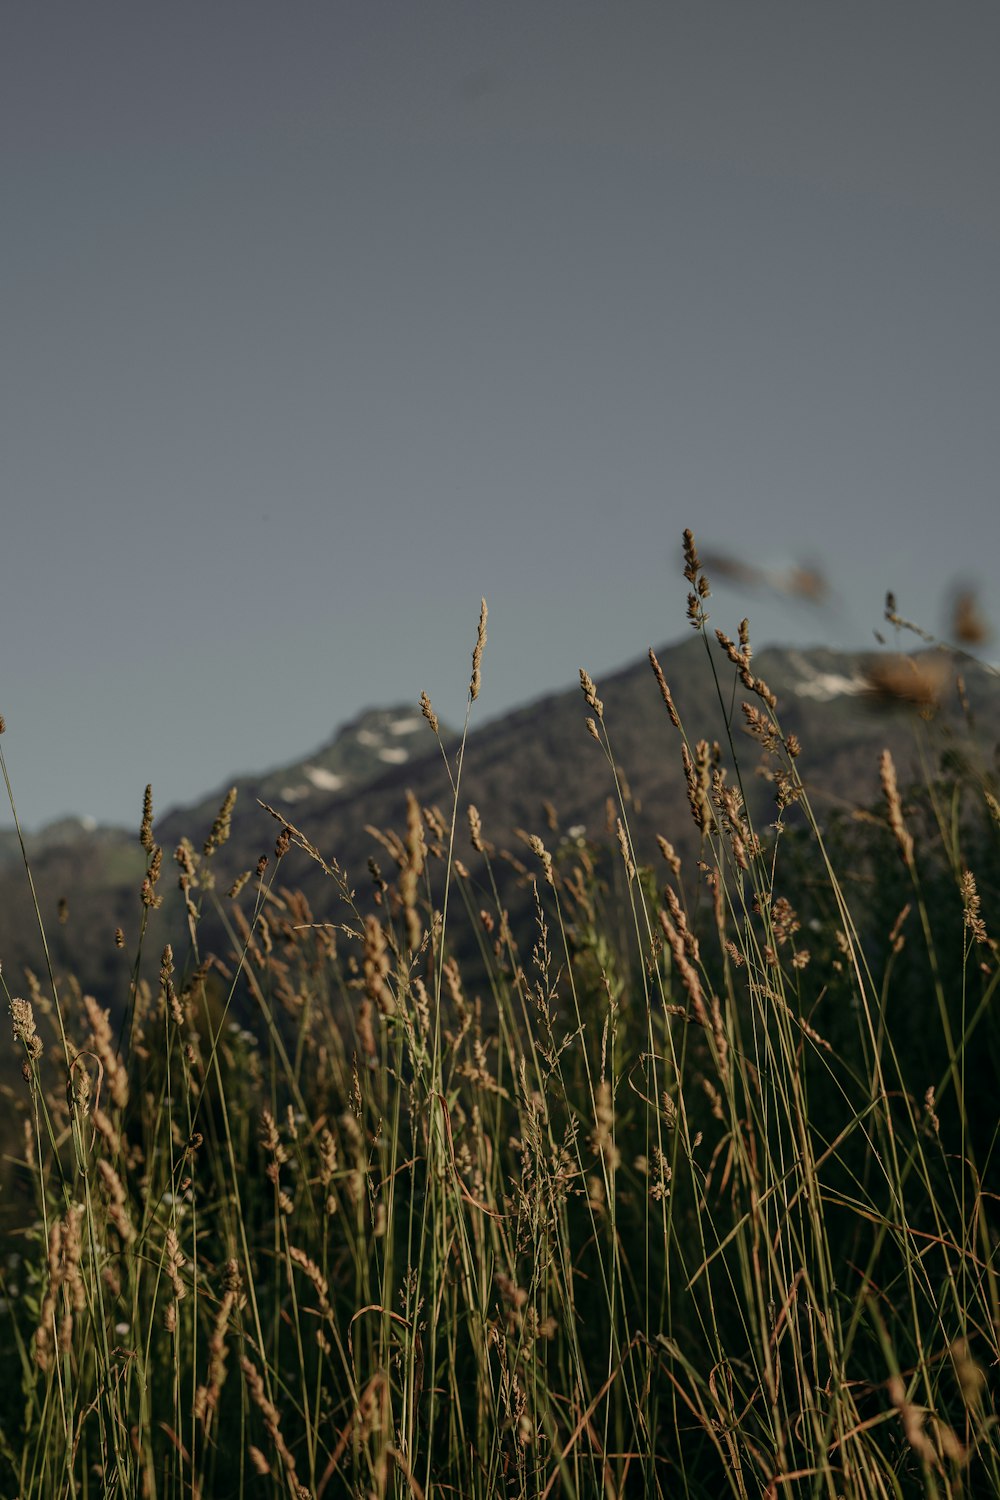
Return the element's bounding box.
[0,815,112,872]
[0,706,451,1008]
[0,638,995,1015]
[165,702,447,838]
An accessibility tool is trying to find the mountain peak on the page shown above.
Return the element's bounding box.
[269,704,445,807]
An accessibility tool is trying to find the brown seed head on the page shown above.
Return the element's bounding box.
[363,914,393,1014]
[616,819,635,881]
[528,834,554,886]
[174,838,198,890]
[750,674,777,711]
[204,787,237,857]
[682,528,701,583]
[659,908,707,1026]
[648,648,680,728]
[865,653,950,710]
[419,689,439,734]
[961,869,987,945]
[84,993,129,1108]
[682,528,711,628]
[470,597,488,701]
[681,740,715,834]
[715,628,744,669]
[579,668,603,719]
[140,784,154,853]
[879,749,913,865]
[10,997,43,1061]
[921,1085,939,1136]
[951,586,990,645]
[656,835,682,878]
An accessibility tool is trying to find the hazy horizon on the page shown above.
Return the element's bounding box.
[3,3,997,830]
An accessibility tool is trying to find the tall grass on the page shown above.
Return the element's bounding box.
[1,535,997,1498]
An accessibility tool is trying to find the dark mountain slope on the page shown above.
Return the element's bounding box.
[0,638,995,1015]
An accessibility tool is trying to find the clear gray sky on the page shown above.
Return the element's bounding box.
[2,3,997,829]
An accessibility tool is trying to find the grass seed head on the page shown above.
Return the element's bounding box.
[140,784,154,853]
[420,689,439,734]
[648,648,681,728]
[961,869,987,944]
[470,597,488,701]
[865,653,950,709]
[951,585,991,645]
[879,748,914,865]
[579,668,603,719]
[528,834,554,885]
[204,786,237,857]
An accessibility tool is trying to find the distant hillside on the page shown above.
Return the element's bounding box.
[0,638,995,1014]
[0,815,111,872]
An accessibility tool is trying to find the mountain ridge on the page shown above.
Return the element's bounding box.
[0,635,995,1013]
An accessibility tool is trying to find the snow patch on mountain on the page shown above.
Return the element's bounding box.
[304,765,345,791]
[793,672,866,701]
[784,651,866,701]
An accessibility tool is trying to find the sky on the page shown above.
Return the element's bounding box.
[2,3,997,830]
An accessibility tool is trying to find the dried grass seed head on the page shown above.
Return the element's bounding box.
[84,994,128,1108]
[470,597,488,701]
[682,528,701,583]
[140,784,155,853]
[10,997,43,1061]
[579,668,603,719]
[648,648,680,728]
[865,653,950,710]
[951,585,991,645]
[528,834,555,886]
[961,869,988,944]
[419,689,439,734]
[682,527,711,628]
[204,787,238,857]
[656,835,682,878]
[879,748,914,865]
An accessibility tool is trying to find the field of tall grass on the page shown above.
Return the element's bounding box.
[1,531,997,1498]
